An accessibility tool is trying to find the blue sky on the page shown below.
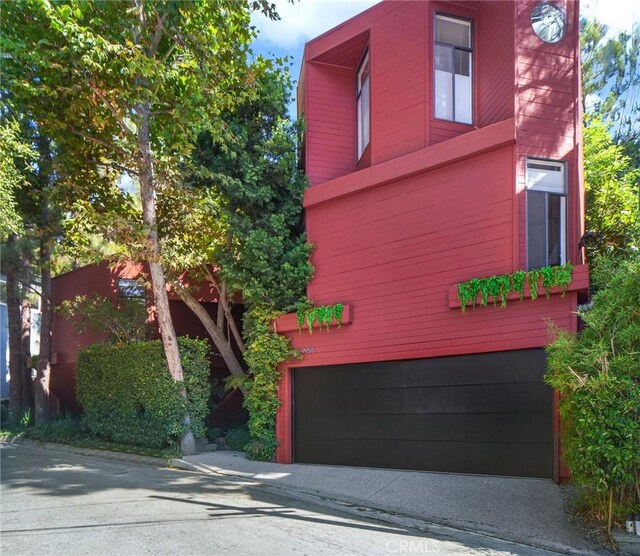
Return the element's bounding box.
[251,0,640,118]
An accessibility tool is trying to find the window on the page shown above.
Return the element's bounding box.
[434,14,472,124]
[117,278,146,303]
[356,50,370,159]
[526,159,567,269]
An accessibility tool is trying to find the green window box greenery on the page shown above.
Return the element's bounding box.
[456,263,574,312]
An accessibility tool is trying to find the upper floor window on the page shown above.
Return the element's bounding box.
[434,14,473,124]
[526,159,567,269]
[357,50,370,159]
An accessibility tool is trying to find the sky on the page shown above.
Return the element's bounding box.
[251,0,640,117]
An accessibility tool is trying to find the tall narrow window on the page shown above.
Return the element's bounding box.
[357,50,370,159]
[526,159,567,269]
[434,14,472,124]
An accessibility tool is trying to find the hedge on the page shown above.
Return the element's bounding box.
[77,338,210,450]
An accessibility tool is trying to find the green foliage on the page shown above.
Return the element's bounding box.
[57,293,148,344]
[224,425,252,452]
[242,307,299,461]
[511,270,526,302]
[583,116,640,264]
[0,120,33,241]
[457,263,574,312]
[296,304,345,333]
[22,415,178,458]
[545,255,640,523]
[527,269,541,301]
[77,338,210,450]
[580,18,639,144]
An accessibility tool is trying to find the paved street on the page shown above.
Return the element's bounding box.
[2,443,572,555]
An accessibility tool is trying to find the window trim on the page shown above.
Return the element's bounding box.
[525,157,568,269]
[433,12,474,125]
[356,49,370,160]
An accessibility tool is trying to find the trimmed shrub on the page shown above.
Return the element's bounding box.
[545,255,640,527]
[77,338,210,450]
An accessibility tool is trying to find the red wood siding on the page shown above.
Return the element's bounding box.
[477,1,514,127]
[369,1,427,164]
[515,0,582,268]
[305,63,356,186]
[297,146,578,368]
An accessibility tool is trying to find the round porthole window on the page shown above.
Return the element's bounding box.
[531,2,566,44]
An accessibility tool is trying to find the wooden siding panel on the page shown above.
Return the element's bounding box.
[515,0,581,269]
[370,1,427,163]
[305,64,356,186]
[477,1,514,127]
[293,146,574,370]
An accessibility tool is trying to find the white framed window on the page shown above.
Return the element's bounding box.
[526,158,567,269]
[356,50,370,159]
[434,14,473,124]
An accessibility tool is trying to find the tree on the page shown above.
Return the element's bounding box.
[545,254,640,529]
[2,0,279,452]
[583,115,640,267]
[159,67,312,390]
[581,18,639,147]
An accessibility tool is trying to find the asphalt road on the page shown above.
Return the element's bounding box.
[1,443,565,556]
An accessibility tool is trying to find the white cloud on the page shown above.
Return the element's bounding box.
[252,0,379,49]
[581,0,639,35]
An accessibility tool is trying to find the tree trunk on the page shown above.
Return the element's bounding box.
[6,235,24,424]
[20,252,33,413]
[173,283,247,387]
[137,102,195,456]
[35,234,52,425]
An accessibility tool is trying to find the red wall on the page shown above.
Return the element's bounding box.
[50,263,223,413]
[302,1,519,184]
[282,0,585,482]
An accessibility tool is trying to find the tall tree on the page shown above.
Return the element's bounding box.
[583,115,640,266]
[581,18,639,147]
[161,66,312,389]
[2,0,278,451]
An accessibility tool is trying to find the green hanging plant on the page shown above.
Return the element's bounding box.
[332,303,344,328]
[456,263,574,313]
[528,269,541,301]
[479,278,490,307]
[496,274,512,308]
[486,276,501,307]
[554,262,574,296]
[540,266,555,299]
[457,282,473,313]
[305,308,317,334]
[316,305,333,331]
[511,270,526,301]
[296,309,305,334]
[298,303,345,334]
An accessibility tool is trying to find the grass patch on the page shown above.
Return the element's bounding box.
[2,416,179,459]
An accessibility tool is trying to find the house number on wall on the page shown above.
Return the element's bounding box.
[299,346,316,354]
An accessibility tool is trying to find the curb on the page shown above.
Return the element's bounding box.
[1,436,169,468]
[169,457,603,556]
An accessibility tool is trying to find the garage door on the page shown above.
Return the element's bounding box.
[293,348,552,478]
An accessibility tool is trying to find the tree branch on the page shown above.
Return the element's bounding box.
[69,128,132,160]
[204,265,245,353]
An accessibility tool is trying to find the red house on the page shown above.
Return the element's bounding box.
[274,0,588,481]
[50,262,247,428]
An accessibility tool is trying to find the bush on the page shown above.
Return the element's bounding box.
[225,424,251,451]
[545,255,640,528]
[77,338,210,450]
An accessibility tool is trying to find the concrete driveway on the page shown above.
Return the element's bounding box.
[180,451,604,555]
[1,442,591,556]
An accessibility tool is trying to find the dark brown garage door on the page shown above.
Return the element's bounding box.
[293,348,553,478]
